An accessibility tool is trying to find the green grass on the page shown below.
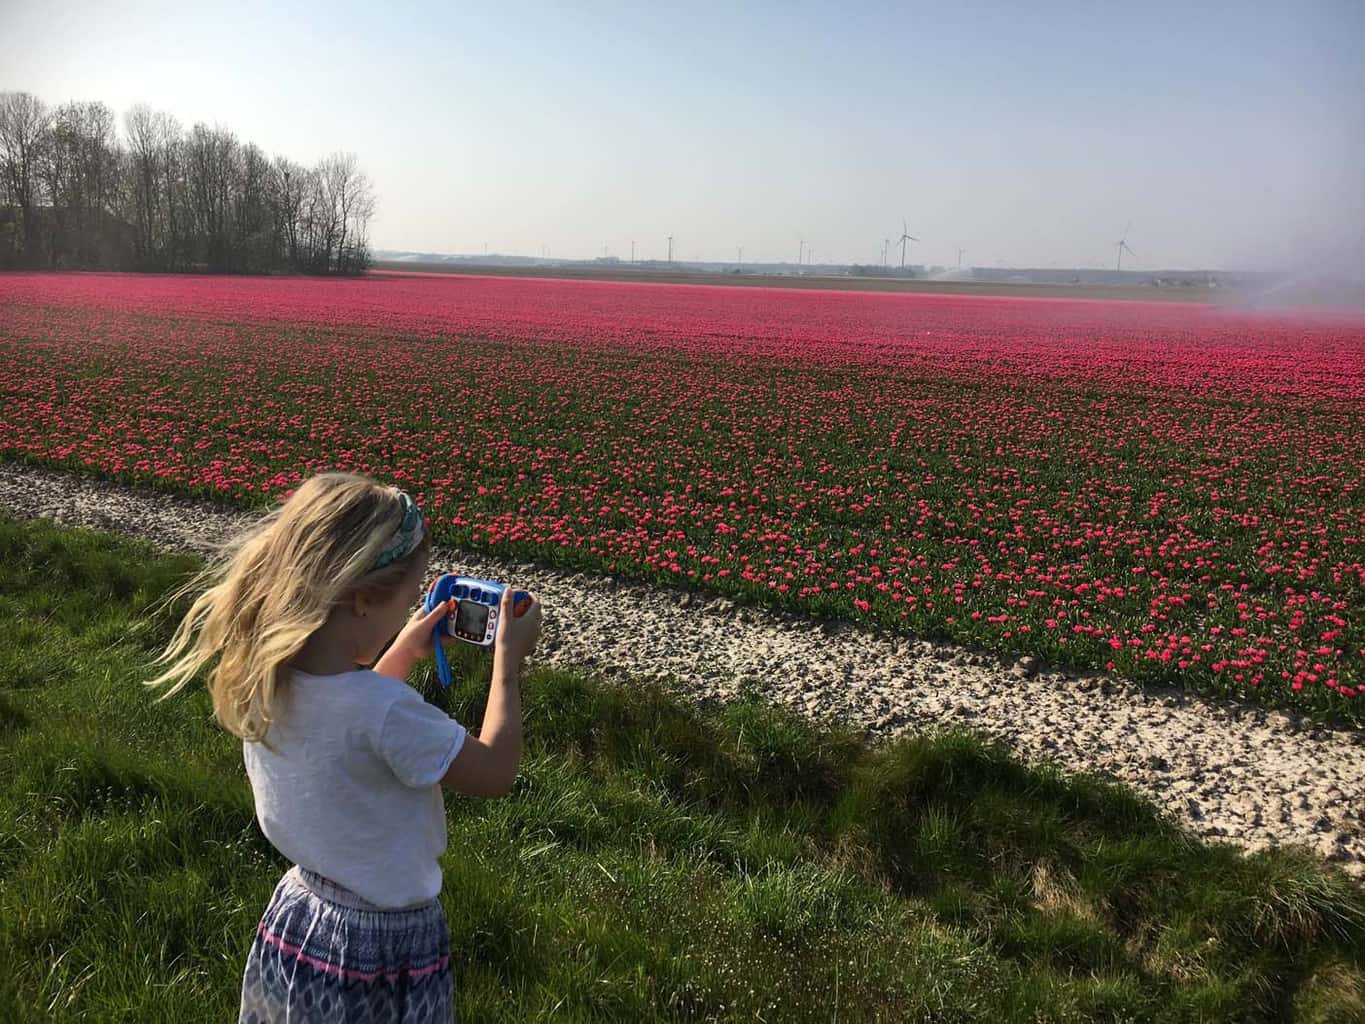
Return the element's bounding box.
[1,511,1363,1022]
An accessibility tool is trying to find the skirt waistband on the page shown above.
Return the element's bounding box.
[288,866,437,914]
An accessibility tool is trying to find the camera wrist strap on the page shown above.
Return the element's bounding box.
[434,629,453,688]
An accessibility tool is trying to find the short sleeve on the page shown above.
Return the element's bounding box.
[376,693,467,789]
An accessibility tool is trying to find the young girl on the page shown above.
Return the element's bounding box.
[145,471,542,1023]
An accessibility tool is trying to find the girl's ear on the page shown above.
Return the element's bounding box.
[350,587,371,618]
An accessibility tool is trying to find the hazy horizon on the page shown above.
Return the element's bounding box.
[3,0,1363,272]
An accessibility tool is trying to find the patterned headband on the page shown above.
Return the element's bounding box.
[371,489,425,571]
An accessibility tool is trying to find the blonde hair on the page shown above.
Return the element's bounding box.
[143,472,432,742]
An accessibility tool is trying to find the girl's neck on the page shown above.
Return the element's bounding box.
[289,635,362,676]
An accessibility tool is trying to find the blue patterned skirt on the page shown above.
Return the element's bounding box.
[238,866,454,1023]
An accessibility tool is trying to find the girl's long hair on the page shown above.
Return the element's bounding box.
[143,472,432,742]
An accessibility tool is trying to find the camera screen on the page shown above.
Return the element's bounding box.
[455,600,489,639]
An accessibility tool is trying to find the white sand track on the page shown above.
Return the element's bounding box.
[1,461,1360,875]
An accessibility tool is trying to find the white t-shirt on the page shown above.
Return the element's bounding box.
[243,668,467,909]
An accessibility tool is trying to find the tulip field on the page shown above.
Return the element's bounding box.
[1,271,1362,718]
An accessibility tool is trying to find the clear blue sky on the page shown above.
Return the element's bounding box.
[3,0,1362,269]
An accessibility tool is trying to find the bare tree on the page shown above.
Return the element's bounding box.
[0,91,52,266]
[185,122,242,270]
[233,142,274,271]
[39,100,123,267]
[317,151,376,273]
[270,155,308,269]
[5,89,376,274]
[161,121,193,270]
[124,103,183,268]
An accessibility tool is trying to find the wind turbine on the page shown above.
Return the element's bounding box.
[882,238,891,267]
[896,218,919,268]
[798,236,805,266]
[1116,223,1136,271]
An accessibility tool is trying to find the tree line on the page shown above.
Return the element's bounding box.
[0,91,375,275]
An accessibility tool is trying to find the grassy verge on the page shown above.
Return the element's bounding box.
[1,512,1362,1022]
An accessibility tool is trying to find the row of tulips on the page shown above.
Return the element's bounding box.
[1,270,1361,720]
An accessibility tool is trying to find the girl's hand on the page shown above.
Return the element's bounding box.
[374,598,454,681]
[495,586,541,662]
[400,597,456,661]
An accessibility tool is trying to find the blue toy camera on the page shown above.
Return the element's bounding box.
[423,574,533,687]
